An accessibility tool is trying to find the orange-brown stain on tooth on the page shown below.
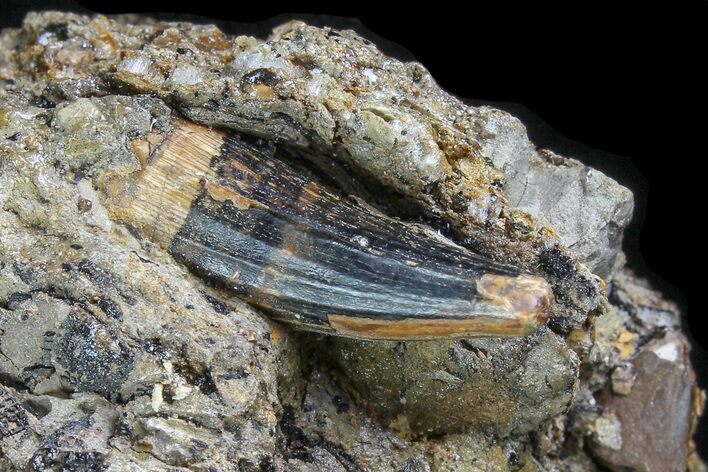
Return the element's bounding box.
[328,315,529,340]
[205,182,260,210]
[302,182,323,201]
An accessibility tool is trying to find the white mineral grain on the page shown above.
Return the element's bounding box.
[118,54,153,75]
[169,65,204,85]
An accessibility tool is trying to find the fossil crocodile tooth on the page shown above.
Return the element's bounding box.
[102,119,553,340]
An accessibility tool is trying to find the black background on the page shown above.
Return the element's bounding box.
[4,0,707,458]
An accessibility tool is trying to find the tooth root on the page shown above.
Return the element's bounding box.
[103,119,553,340]
[105,120,224,247]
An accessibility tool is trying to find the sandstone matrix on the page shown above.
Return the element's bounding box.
[0,12,704,472]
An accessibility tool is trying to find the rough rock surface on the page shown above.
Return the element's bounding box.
[589,332,695,471]
[0,11,704,472]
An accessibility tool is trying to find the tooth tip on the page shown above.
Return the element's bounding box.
[478,273,554,333]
